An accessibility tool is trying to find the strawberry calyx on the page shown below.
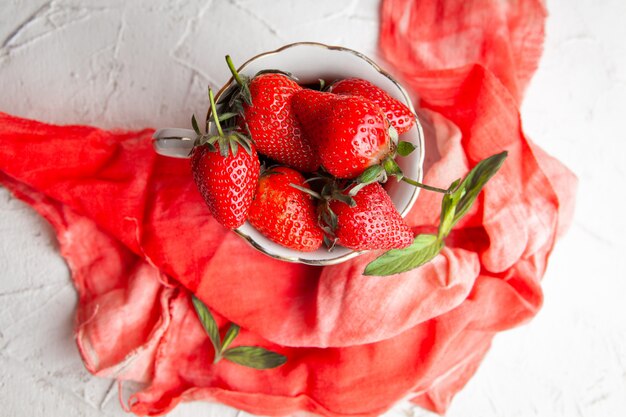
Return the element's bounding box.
[351,134,453,196]
[225,55,253,109]
[192,87,254,158]
[316,199,341,251]
[288,177,357,251]
[224,55,299,113]
[259,163,287,178]
[286,182,328,248]
[254,68,299,81]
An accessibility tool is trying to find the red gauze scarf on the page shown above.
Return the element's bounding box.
[0,0,576,415]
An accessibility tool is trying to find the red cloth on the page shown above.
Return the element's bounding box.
[0,0,576,415]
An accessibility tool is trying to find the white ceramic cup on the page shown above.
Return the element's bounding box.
[152,42,425,265]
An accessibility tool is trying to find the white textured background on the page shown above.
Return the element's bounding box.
[1,0,625,416]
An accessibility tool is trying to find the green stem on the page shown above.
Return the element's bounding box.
[208,88,224,137]
[402,177,452,194]
[225,55,245,87]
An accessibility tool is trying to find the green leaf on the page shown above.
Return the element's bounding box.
[352,164,386,195]
[396,141,416,157]
[227,135,239,156]
[447,178,462,194]
[440,151,508,236]
[321,206,338,231]
[383,157,403,180]
[437,178,462,239]
[241,84,253,106]
[216,84,238,105]
[347,181,369,197]
[438,192,457,239]
[254,69,297,81]
[230,133,252,156]
[218,137,230,157]
[191,296,222,354]
[232,131,253,152]
[223,346,287,369]
[357,164,384,184]
[191,114,201,135]
[221,324,240,351]
[331,191,356,207]
[363,234,444,276]
[453,151,507,222]
[195,135,208,146]
[323,235,338,251]
[218,112,238,122]
[362,152,507,276]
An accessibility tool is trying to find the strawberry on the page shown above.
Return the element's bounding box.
[292,89,393,179]
[225,56,320,172]
[323,182,414,250]
[191,89,260,230]
[329,78,415,134]
[248,166,324,252]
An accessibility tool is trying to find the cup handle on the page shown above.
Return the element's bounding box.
[152,128,197,159]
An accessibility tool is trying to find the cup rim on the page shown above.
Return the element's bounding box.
[208,41,425,266]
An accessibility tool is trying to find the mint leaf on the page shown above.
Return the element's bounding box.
[221,324,240,351]
[439,151,508,236]
[363,151,507,276]
[364,234,444,276]
[454,151,507,222]
[191,296,222,354]
[223,346,287,370]
[191,295,287,369]
[396,140,416,157]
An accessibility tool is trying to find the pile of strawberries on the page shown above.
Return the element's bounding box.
[190,56,422,252]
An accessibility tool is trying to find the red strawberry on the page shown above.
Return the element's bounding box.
[225,57,320,172]
[248,167,324,251]
[324,182,413,250]
[292,89,393,179]
[191,89,260,230]
[329,78,415,134]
